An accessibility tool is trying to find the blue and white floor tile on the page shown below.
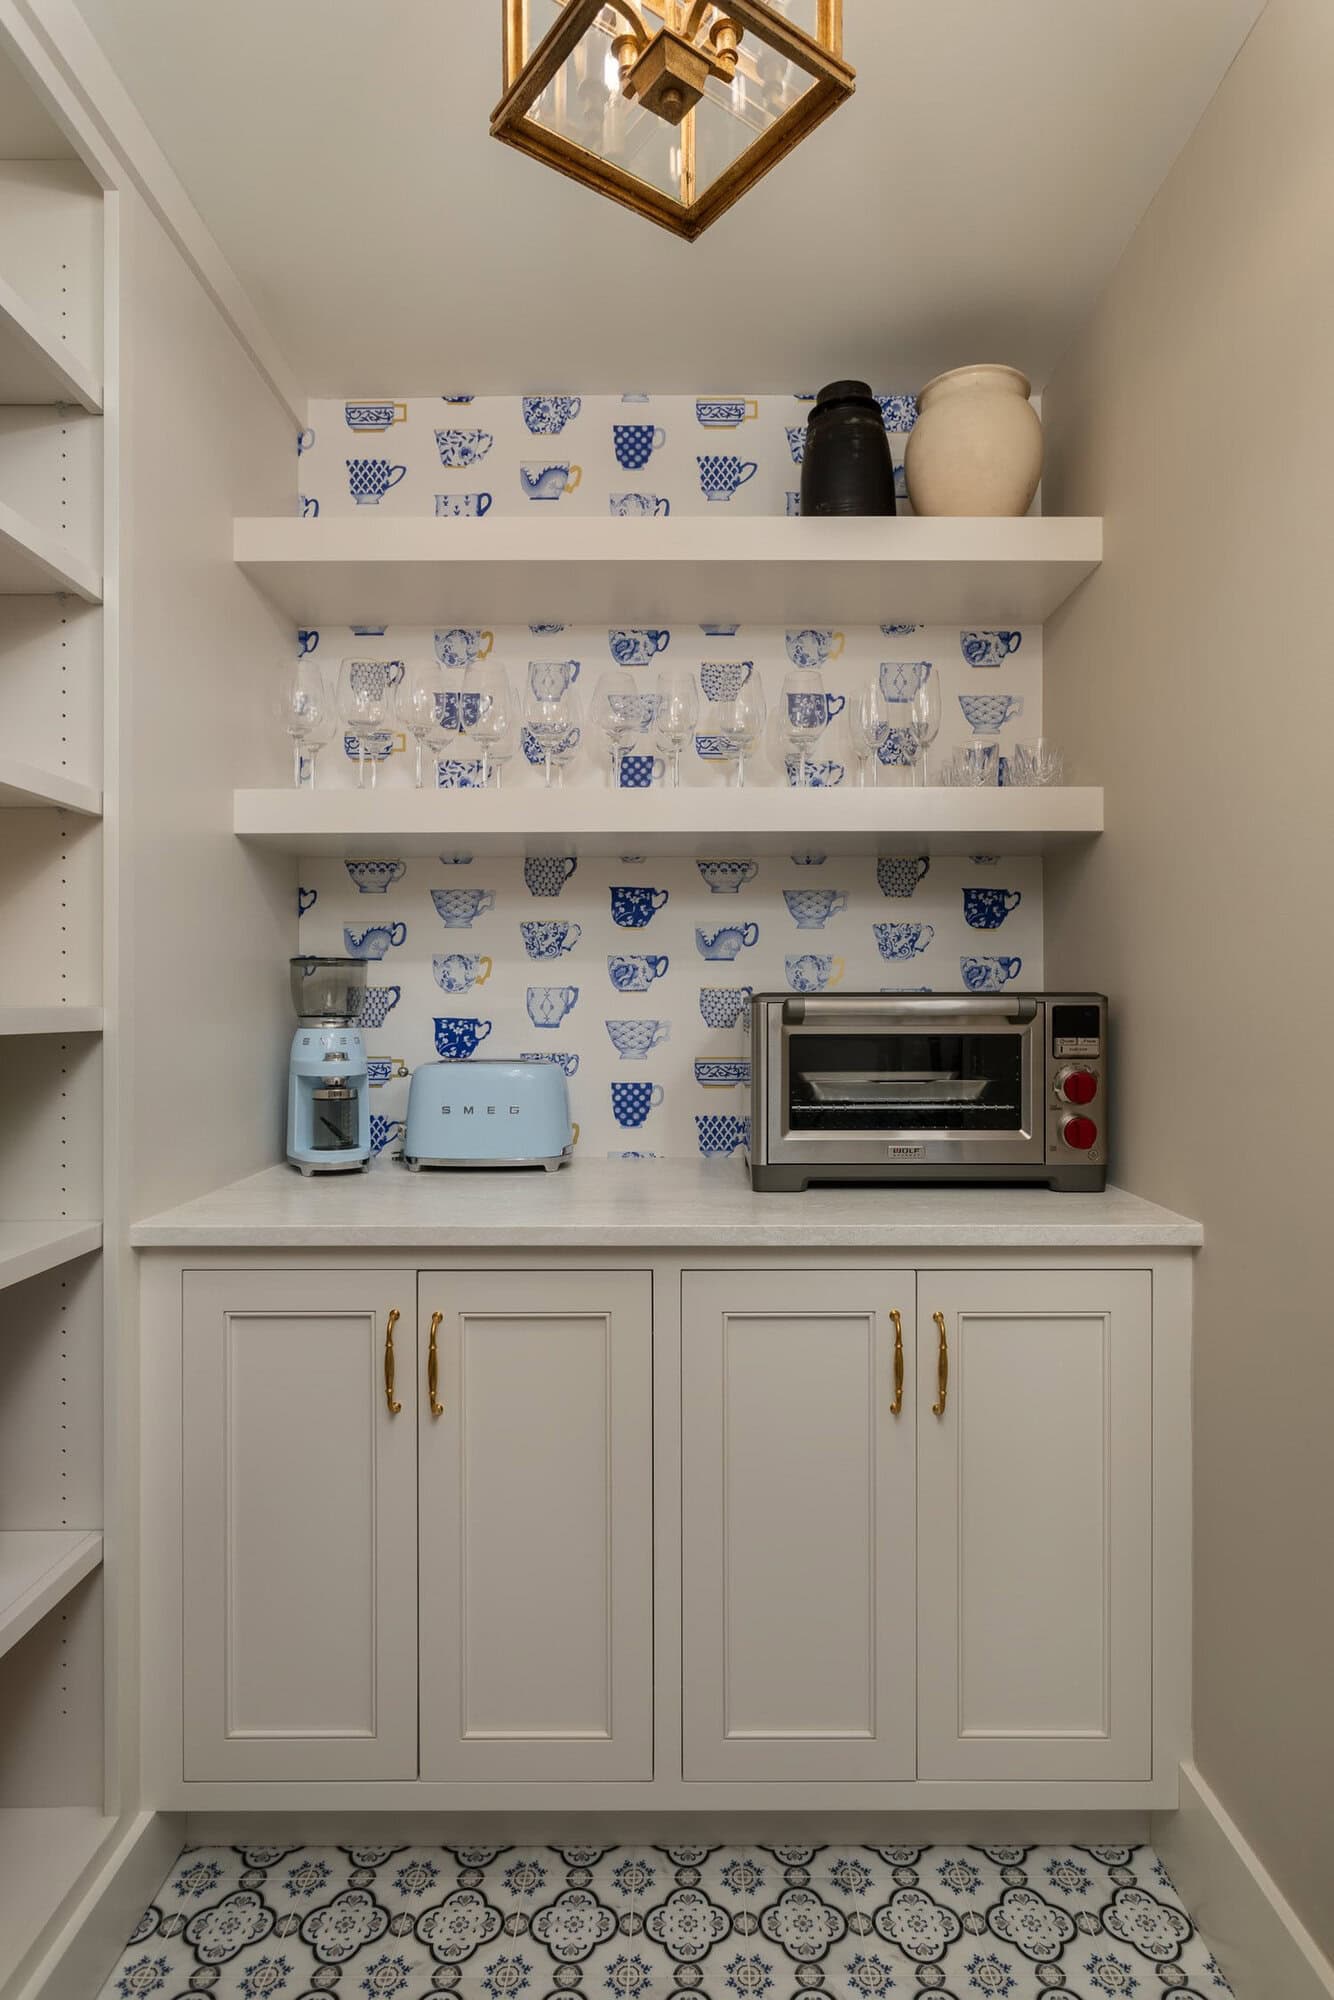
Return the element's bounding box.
[103,1843,1233,2000]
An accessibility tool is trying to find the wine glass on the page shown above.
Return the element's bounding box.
[653,668,699,788]
[275,660,330,789]
[395,659,446,789]
[422,698,457,790]
[715,679,768,789]
[590,667,644,788]
[909,669,942,786]
[463,662,517,787]
[337,657,392,791]
[523,684,580,790]
[847,679,890,788]
[482,706,520,788]
[779,669,828,788]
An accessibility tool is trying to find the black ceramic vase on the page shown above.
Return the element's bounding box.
[799,379,896,516]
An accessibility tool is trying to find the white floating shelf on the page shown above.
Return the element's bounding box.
[0,1806,118,1992]
[0,273,101,411]
[0,1219,100,1291]
[0,498,101,601]
[235,784,1103,858]
[0,754,101,815]
[0,1006,103,1035]
[233,515,1103,627]
[0,1531,103,1665]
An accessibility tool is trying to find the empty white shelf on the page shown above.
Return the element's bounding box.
[235,784,1104,858]
[0,1219,101,1291]
[0,1531,103,1665]
[0,755,101,814]
[233,514,1103,627]
[0,1006,103,1034]
[0,498,102,601]
[0,1806,118,1992]
[0,273,101,411]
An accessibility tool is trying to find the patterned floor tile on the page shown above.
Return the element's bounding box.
[101,1842,1235,2000]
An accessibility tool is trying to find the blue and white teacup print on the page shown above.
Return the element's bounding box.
[437,688,484,733]
[700,621,740,638]
[297,886,318,917]
[528,660,581,700]
[785,425,807,464]
[785,628,845,668]
[608,952,669,993]
[878,393,918,432]
[961,954,1023,992]
[605,1018,671,1060]
[522,394,581,435]
[696,1113,750,1158]
[697,859,759,894]
[694,733,732,762]
[694,1058,751,1089]
[962,887,1023,929]
[351,624,387,637]
[783,687,846,732]
[296,426,315,455]
[878,661,932,703]
[297,628,319,655]
[434,627,494,667]
[345,859,406,894]
[785,491,801,516]
[431,886,496,928]
[960,629,1023,667]
[530,622,566,635]
[520,918,582,959]
[613,423,665,470]
[432,952,493,993]
[369,1115,405,1158]
[616,754,664,789]
[434,428,494,468]
[784,888,848,929]
[786,952,844,993]
[698,454,758,502]
[358,984,402,1028]
[521,723,582,765]
[434,491,493,517]
[343,729,404,766]
[299,494,319,518]
[791,851,826,866]
[610,492,671,517]
[519,461,581,501]
[609,627,670,666]
[959,692,1024,734]
[697,921,759,961]
[610,884,669,928]
[366,1057,409,1086]
[526,984,580,1028]
[784,756,847,787]
[699,985,751,1028]
[699,659,752,702]
[874,920,934,961]
[876,855,931,898]
[435,758,487,789]
[610,1080,664,1128]
[345,401,406,432]
[696,397,758,428]
[524,854,577,897]
[876,728,918,768]
[347,458,406,505]
[519,1049,581,1077]
[344,921,407,959]
[881,622,920,637]
[433,1015,493,1060]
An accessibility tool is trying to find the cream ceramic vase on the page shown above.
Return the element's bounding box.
[904,364,1042,516]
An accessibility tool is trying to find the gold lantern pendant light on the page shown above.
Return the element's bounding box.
[492,2,854,241]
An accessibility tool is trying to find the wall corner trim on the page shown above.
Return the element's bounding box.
[1152,1763,1334,2000]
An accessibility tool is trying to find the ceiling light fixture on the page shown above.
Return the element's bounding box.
[492,1,854,241]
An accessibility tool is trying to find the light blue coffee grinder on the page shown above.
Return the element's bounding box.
[286,956,371,1175]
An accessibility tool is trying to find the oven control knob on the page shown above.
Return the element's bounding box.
[1061,1114,1098,1152]
[1057,1067,1099,1106]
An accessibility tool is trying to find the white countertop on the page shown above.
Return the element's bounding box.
[130,1159,1202,1249]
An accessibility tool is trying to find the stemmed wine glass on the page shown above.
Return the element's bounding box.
[653,668,699,789]
[523,683,581,790]
[275,659,332,789]
[780,669,829,787]
[590,667,646,788]
[715,679,768,789]
[337,657,392,790]
[909,668,942,786]
[395,659,446,789]
[463,662,517,787]
[847,680,890,788]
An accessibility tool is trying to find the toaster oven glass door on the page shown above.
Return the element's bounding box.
[778,1011,1043,1166]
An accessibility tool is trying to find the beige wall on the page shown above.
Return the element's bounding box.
[1041,0,1334,1956]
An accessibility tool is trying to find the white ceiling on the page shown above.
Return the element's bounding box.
[70,0,1263,394]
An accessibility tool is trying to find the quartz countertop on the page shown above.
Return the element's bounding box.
[130,1159,1203,1249]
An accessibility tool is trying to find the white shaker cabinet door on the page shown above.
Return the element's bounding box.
[181,1270,419,1780]
[417,1270,654,1779]
[681,1270,917,1780]
[916,1268,1152,1780]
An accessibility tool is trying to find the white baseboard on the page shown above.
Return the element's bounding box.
[1153,1765,1334,2000]
[10,1811,183,2000]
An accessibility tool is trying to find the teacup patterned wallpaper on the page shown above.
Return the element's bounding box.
[291,395,1044,1160]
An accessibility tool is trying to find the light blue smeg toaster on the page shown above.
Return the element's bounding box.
[403,1059,574,1171]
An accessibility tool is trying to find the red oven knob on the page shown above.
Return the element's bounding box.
[1058,1068,1099,1105]
[1061,1114,1098,1152]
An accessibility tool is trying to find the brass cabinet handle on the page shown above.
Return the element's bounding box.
[931,1310,949,1417]
[888,1308,904,1417]
[427,1310,444,1419]
[384,1307,402,1415]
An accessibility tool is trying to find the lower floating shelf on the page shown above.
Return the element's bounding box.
[0,1219,101,1292]
[0,1530,103,1665]
[234,785,1104,858]
[0,1006,103,1035]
